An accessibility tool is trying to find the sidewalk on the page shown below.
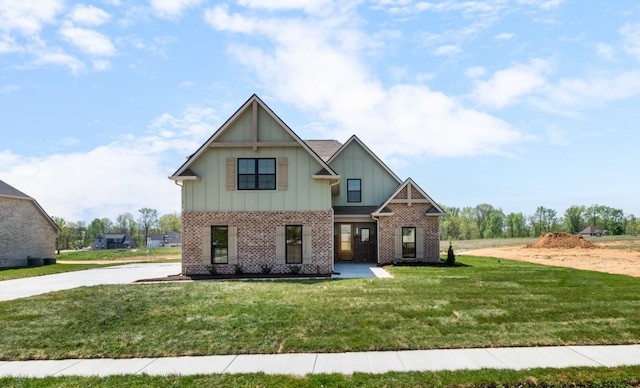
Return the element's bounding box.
[0,345,639,377]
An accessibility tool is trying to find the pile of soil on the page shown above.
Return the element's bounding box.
[526,232,598,249]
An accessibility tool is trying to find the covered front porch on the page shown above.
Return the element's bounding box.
[333,211,378,264]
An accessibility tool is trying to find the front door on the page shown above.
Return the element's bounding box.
[339,223,354,261]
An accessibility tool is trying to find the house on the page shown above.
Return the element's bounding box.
[169,94,445,276]
[147,231,182,248]
[93,233,137,249]
[579,226,608,237]
[0,179,60,267]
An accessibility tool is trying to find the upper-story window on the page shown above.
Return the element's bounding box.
[238,158,276,190]
[347,179,361,202]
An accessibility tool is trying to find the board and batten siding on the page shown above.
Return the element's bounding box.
[183,147,332,212]
[329,141,400,207]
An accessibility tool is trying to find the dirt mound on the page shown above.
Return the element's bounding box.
[526,232,598,249]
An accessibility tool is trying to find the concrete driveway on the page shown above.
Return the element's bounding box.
[0,262,392,302]
[0,263,181,301]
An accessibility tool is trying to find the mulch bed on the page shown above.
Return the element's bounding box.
[135,273,332,282]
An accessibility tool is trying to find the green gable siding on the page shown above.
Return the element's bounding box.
[330,141,400,207]
[215,106,297,143]
[182,105,332,212]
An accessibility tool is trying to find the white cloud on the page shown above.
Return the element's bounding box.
[1,84,21,94]
[544,70,640,108]
[205,5,524,160]
[0,105,220,222]
[69,4,111,26]
[472,59,551,109]
[433,44,461,56]
[59,25,116,56]
[596,43,614,60]
[0,0,64,35]
[0,34,23,54]
[150,0,203,19]
[92,59,112,71]
[27,50,85,73]
[238,0,334,14]
[494,32,514,40]
[465,66,486,78]
[620,23,640,61]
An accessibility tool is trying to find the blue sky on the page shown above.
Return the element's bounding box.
[1,0,639,223]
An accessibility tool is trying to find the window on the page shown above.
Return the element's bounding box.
[361,228,370,243]
[347,179,361,202]
[402,227,416,258]
[211,226,229,264]
[238,158,276,190]
[286,225,302,264]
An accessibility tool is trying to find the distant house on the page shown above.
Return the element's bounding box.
[147,232,182,248]
[0,180,60,267]
[93,233,137,249]
[579,226,608,237]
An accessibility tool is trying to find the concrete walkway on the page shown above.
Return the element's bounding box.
[0,345,639,377]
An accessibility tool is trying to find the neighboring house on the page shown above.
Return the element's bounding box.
[170,94,445,276]
[0,180,60,268]
[93,233,137,249]
[147,231,182,248]
[579,226,608,237]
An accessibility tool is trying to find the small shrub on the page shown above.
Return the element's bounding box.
[289,265,301,275]
[446,242,456,266]
[206,265,218,275]
[260,264,272,274]
[234,264,244,275]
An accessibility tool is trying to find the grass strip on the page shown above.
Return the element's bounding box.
[0,365,639,387]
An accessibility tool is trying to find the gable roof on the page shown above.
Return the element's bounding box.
[0,179,61,233]
[170,94,339,181]
[327,135,402,185]
[373,178,445,217]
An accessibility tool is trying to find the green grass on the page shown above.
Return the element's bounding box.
[1,365,639,387]
[0,264,115,281]
[56,246,181,261]
[1,255,638,360]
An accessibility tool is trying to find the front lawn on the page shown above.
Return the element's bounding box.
[0,255,638,360]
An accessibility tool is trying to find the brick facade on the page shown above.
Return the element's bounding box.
[0,198,57,267]
[182,210,333,275]
[377,203,441,265]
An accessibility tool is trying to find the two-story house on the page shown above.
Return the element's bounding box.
[170,95,445,276]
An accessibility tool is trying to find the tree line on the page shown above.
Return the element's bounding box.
[53,208,181,251]
[441,204,638,241]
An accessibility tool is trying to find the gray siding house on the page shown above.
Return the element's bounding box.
[0,180,60,267]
